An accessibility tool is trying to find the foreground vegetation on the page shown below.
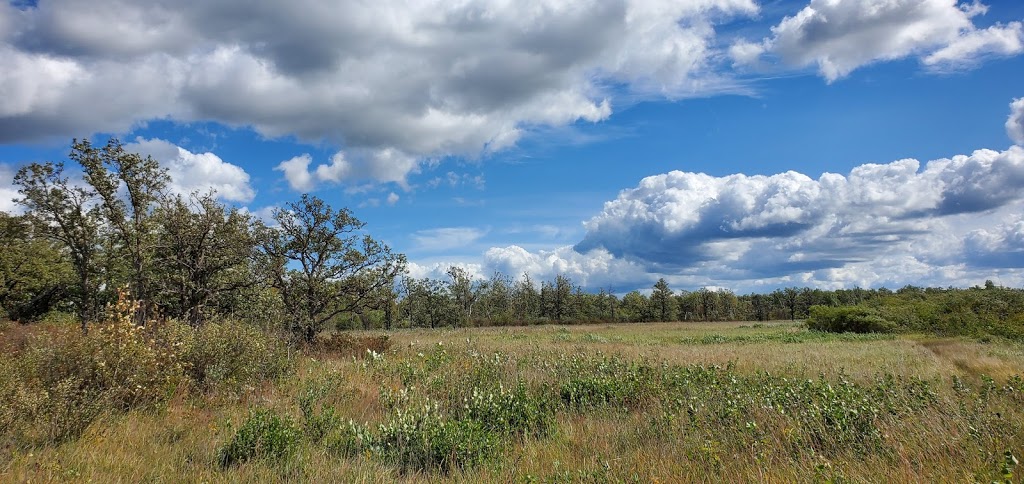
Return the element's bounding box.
[2,315,1022,482]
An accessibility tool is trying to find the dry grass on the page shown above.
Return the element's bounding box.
[2,321,1023,483]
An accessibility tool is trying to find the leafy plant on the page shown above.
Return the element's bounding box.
[218,409,300,467]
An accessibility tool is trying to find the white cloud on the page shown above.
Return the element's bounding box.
[923,22,1024,69]
[386,192,400,206]
[1,0,761,186]
[411,227,488,252]
[406,260,486,282]
[428,172,486,190]
[736,0,1022,82]
[126,138,256,203]
[275,154,316,192]
[1009,97,1024,146]
[240,205,279,226]
[729,39,767,67]
[0,163,20,213]
[577,146,1024,270]
[963,215,1024,267]
[483,245,648,289]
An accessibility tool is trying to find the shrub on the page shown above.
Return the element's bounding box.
[0,292,185,445]
[218,409,301,467]
[370,400,500,473]
[311,332,391,358]
[297,375,345,442]
[0,291,296,447]
[24,293,185,411]
[180,319,293,391]
[462,381,556,438]
[806,305,897,334]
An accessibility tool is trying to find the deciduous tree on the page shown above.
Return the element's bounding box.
[260,195,406,342]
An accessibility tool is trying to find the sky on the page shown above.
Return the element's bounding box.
[2,0,1024,294]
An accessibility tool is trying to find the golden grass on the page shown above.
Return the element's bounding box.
[2,321,1023,483]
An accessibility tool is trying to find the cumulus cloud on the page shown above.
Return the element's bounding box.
[733,0,1024,81]
[125,138,256,202]
[394,142,1024,292]
[2,0,760,186]
[576,146,1024,272]
[1009,98,1024,146]
[963,216,1024,268]
[386,192,400,206]
[406,261,487,282]
[483,245,648,289]
[393,143,1012,291]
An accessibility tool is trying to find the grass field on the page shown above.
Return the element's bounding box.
[3,321,1023,482]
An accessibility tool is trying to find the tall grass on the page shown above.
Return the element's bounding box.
[1,321,1022,482]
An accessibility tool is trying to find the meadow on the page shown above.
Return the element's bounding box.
[2,318,1022,483]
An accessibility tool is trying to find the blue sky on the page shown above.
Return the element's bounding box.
[2,0,1024,293]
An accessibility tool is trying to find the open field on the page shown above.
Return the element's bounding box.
[3,321,1023,482]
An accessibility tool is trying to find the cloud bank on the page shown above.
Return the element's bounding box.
[423,138,1024,292]
[2,0,761,188]
[4,1,1021,191]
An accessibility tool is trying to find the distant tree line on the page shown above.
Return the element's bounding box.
[2,139,1022,342]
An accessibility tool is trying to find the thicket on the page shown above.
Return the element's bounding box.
[0,291,292,449]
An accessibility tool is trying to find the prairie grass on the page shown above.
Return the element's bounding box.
[2,320,1023,482]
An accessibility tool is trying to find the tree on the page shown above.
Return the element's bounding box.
[153,192,259,326]
[479,271,513,324]
[14,161,104,330]
[447,266,483,326]
[76,138,169,322]
[650,278,676,322]
[400,277,454,328]
[260,195,406,343]
[750,293,769,321]
[552,274,575,322]
[776,287,800,320]
[717,289,738,320]
[512,273,539,322]
[695,287,716,321]
[0,212,74,321]
[620,290,649,322]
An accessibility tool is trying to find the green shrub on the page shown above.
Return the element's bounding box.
[0,292,295,447]
[806,305,897,334]
[297,375,344,442]
[218,409,301,467]
[370,400,500,473]
[180,319,293,391]
[462,381,555,438]
[0,293,185,445]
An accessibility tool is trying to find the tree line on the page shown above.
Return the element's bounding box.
[2,139,1020,340]
[2,139,404,342]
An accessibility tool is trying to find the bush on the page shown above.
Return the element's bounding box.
[806,305,897,334]
[370,400,500,473]
[462,381,556,438]
[0,292,185,445]
[0,291,296,447]
[180,319,293,391]
[218,409,301,467]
